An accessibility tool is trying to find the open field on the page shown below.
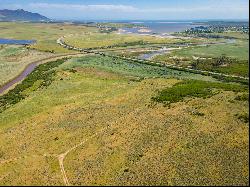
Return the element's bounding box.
[0,45,54,86]
[0,18,249,186]
[0,55,248,185]
[152,39,249,77]
[59,56,217,81]
[154,40,249,60]
[0,22,97,53]
[214,32,249,40]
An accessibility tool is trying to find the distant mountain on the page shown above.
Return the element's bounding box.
[0,9,50,22]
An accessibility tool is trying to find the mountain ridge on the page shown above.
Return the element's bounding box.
[0,9,50,22]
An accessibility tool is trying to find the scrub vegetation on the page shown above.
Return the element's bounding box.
[0,55,248,186]
[0,45,54,86]
[152,79,248,105]
[0,20,248,186]
[0,59,66,113]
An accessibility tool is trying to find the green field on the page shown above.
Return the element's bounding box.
[63,32,201,49]
[152,38,249,77]
[0,22,97,53]
[160,40,249,60]
[60,55,217,81]
[212,32,249,40]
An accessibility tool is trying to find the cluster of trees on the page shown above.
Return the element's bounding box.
[191,55,234,69]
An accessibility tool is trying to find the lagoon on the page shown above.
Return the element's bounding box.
[0,38,36,45]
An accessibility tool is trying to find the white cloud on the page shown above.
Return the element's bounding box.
[28,2,249,14]
[29,3,138,12]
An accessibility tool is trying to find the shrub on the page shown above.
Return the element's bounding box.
[152,79,248,105]
[235,94,249,101]
[235,113,249,123]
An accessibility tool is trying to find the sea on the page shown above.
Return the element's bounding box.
[121,21,200,34]
[84,20,205,35]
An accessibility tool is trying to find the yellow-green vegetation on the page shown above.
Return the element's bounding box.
[152,39,249,78]
[160,40,249,60]
[0,22,97,53]
[0,45,54,86]
[0,56,248,185]
[63,33,200,49]
[152,79,248,105]
[190,56,249,77]
[60,56,216,81]
[214,32,249,40]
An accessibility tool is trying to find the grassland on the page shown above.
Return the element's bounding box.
[60,55,216,81]
[0,55,248,185]
[152,38,249,78]
[154,40,249,61]
[63,33,202,49]
[0,20,249,186]
[0,45,54,86]
[0,22,97,53]
[211,32,249,40]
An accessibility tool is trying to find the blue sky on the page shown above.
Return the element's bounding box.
[0,0,249,20]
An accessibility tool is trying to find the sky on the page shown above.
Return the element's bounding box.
[0,0,249,20]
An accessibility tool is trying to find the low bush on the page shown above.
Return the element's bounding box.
[235,94,249,101]
[235,113,249,123]
[152,79,248,105]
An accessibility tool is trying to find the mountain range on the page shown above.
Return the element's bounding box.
[0,9,50,22]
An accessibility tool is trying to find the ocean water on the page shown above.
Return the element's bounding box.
[0,38,36,44]
[119,21,202,35]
